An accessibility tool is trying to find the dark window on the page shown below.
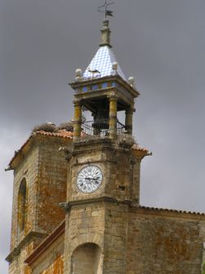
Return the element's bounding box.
[18,179,27,232]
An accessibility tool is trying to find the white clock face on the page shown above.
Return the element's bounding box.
[76,165,103,193]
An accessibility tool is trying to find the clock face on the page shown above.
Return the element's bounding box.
[76,165,103,193]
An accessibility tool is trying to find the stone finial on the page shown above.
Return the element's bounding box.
[128,76,135,87]
[75,68,83,81]
[112,62,118,75]
[99,19,112,48]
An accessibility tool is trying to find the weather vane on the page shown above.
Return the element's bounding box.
[98,0,114,18]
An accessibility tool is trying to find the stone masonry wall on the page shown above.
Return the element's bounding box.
[8,135,71,274]
[8,241,39,274]
[36,137,71,234]
[126,208,204,274]
[13,204,205,274]
[64,202,105,273]
[103,203,128,274]
[30,234,64,274]
[10,145,39,251]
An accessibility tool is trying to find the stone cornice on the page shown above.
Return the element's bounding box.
[72,137,135,153]
[70,75,139,98]
[6,231,47,263]
[60,197,131,212]
[25,221,65,266]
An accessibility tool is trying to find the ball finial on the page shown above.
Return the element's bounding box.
[128,76,135,87]
[75,68,83,81]
[112,62,118,75]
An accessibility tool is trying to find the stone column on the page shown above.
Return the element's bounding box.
[73,100,82,140]
[108,95,118,139]
[125,107,134,135]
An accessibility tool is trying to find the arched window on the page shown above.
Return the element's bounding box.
[17,179,28,232]
[71,243,102,274]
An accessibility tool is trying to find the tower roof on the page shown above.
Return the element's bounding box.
[83,45,126,80]
[83,19,126,81]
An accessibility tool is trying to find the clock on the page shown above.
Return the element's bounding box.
[76,165,103,193]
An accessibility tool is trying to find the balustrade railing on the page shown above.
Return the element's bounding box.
[81,120,126,137]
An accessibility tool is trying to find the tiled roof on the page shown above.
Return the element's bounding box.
[131,143,151,159]
[138,205,205,217]
[132,144,150,153]
[83,46,126,80]
[34,129,74,138]
[7,130,73,170]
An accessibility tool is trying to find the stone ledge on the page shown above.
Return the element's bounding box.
[61,197,132,212]
[73,137,112,149]
[72,137,137,156]
[25,221,65,266]
[6,231,47,263]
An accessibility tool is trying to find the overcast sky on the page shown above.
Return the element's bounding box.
[1,0,205,272]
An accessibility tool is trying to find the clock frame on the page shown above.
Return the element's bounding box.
[76,165,103,193]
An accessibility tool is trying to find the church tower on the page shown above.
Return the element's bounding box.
[7,8,205,274]
[63,18,149,273]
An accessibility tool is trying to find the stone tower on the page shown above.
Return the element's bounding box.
[6,131,73,273]
[63,19,149,273]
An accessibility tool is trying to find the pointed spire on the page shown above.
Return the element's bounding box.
[99,19,112,48]
[83,17,126,81]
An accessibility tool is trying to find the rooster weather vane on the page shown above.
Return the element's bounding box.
[98,0,114,18]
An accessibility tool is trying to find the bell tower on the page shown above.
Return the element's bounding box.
[71,19,139,141]
[64,18,149,274]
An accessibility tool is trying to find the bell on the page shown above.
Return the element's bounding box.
[92,107,109,130]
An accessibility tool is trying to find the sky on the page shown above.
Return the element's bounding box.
[1,0,205,272]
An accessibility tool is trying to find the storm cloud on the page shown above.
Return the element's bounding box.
[1,0,205,272]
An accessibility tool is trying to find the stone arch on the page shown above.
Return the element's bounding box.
[71,243,103,274]
[17,178,28,232]
[70,233,103,255]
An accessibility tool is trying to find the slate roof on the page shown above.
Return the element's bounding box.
[83,45,126,80]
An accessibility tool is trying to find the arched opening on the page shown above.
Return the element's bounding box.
[17,178,28,232]
[71,243,102,274]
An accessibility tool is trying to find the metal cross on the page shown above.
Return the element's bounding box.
[98,0,114,18]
